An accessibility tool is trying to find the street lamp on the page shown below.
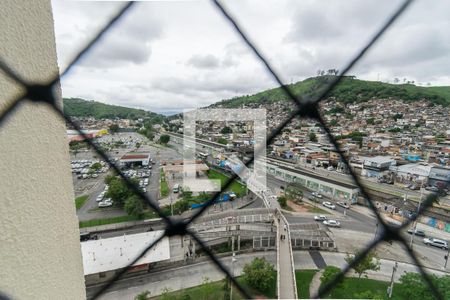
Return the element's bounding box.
[230,252,237,300]
[387,261,398,298]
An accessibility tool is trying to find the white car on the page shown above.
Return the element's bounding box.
[423,237,448,250]
[314,215,328,221]
[98,200,112,208]
[337,201,350,209]
[323,219,341,227]
[96,195,104,202]
[322,201,336,210]
[311,192,322,198]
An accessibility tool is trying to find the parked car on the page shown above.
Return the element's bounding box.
[322,201,336,210]
[314,215,328,221]
[98,201,112,208]
[423,237,448,250]
[323,219,341,227]
[312,192,322,198]
[425,186,439,192]
[337,201,350,209]
[407,228,425,237]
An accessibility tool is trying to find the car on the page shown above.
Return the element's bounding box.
[91,173,98,178]
[98,201,112,208]
[96,195,104,202]
[314,215,328,221]
[337,201,350,209]
[407,228,425,237]
[322,201,336,210]
[323,219,341,227]
[425,186,439,192]
[423,237,448,250]
[311,191,323,198]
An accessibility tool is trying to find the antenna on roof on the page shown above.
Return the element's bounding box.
[120,247,123,256]
[123,233,126,242]
[93,252,96,261]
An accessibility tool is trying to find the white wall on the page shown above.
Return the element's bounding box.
[0,1,86,299]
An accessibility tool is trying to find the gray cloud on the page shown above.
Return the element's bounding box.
[187,54,220,69]
[54,0,450,114]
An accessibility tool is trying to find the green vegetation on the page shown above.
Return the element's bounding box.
[75,195,89,210]
[63,98,164,120]
[277,195,287,208]
[159,134,170,144]
[221,126,233,134]
[309,132,317,142]
[295,270,318,299]
[210,76,450,108]
[207,169,247,197]
[345,250,380,278]
[160,169,169,198]
[106,177,139,207]
[242,258,277,298]
[124,195,146,218]
[90,162,102,172]
[150,269,320,300]
[217,137,228,145]
[79,211,157,228]
[109,124,119,133]
[318,268,450,299]
[135,290,151,300]
[284,182,304,203]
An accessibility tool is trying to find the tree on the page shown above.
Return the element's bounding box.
[217,137,228,145]
[106,177,138,207]
[134,290,150,300]
[124,195,145,218]
[220,126,232,134]
[90,162,102,172]
[309,132,317,142]
[159,134,170,144]
[329,119,338,126]
[344,250,380,278]
[277,196,287,208]
[366,117,375,125]
[320,266,346,294]
[242,257,276,293]
[109,124,119,133]
[285,182,303,203]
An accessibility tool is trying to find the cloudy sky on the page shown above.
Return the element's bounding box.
[52,0,450,115]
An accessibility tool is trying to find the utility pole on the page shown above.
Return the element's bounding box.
[410,183,424,249]
[230,252,236,300]
[387,261,398,298]
[444,247,450,269]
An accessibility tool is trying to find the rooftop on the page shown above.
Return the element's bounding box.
[81,231,170,275]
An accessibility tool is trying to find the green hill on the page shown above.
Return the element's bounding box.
[211,76,450,108]
[63,98,164,122]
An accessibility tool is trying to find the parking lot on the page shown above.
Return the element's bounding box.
[71,132,182,222]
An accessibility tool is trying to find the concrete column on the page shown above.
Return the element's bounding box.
[0,1,86,299]
[231,235,235,252]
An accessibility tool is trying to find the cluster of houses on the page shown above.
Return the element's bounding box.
[168,98,450,190]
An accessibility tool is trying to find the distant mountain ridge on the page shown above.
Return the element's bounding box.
[63,98,164,121]
[210,76,450,108]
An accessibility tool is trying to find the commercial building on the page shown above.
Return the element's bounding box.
[428,166,450,188]
[361,156,396,178]
[67,129,108,142]
[120,151,151,166]
[82,231,170,285]
[267,164,360,203]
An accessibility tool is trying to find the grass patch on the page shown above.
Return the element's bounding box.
[207,169,247,197]
[295,270,318,299]
[160,168,169,198]
[79,211,157,228]
[75,195,89,210]
[150,273,276,300]
[320,276,410,299]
